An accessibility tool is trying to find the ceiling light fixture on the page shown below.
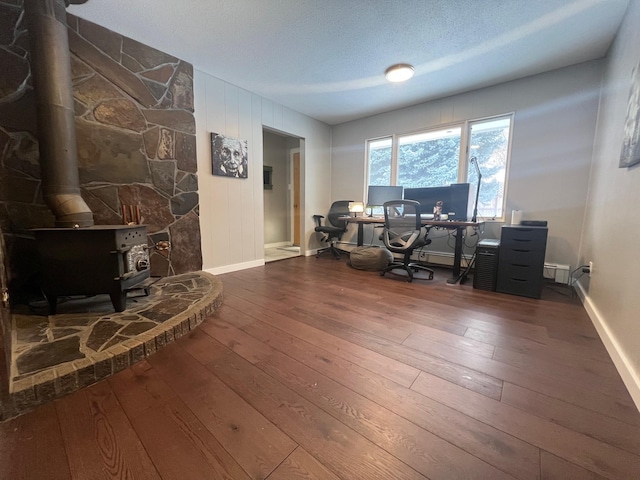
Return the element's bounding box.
[385,63,415,82]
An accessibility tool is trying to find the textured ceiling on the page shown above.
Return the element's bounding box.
[67,0,631,125]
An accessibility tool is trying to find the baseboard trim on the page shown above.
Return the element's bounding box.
[204,260,264,275]
[576,281,640,411]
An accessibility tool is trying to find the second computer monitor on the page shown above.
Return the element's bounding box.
[404,183,471,220]
[367,185,404,211]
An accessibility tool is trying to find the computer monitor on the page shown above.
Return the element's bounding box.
[448,183,473,221]
[404,183,472,220]
[403,186,450,216]
[366,185,404,214]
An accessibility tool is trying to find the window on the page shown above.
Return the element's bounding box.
[367,138,392,186]
[366,115,512,219]
[398,127,461,188]
[468,117,510,219]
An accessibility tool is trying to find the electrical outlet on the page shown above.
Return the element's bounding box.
[588,261,593,277]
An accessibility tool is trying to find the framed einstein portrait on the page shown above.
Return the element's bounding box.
[210,133,248,178]
[620,61,640,168]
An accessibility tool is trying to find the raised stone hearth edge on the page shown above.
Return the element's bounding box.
[2,271,223,420]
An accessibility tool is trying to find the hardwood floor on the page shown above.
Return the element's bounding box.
[1,256,639,479]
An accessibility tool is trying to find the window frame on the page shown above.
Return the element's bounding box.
[365,113,514,221]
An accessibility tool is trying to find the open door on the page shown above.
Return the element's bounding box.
[263,129,302,262]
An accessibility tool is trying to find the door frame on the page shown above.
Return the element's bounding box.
[262,127,304,256]
[290,148,301,247]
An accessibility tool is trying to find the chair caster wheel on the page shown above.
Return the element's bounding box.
[379,271,385,276]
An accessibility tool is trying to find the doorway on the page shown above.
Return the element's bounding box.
[263,129,302,262]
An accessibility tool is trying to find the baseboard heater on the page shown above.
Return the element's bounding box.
[543,263,571,284]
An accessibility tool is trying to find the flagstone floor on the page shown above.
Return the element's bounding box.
[3,271,223,419]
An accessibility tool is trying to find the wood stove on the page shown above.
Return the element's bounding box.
[34,226,150,313]
[23,1,152,314]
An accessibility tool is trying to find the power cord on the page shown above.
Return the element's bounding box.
[565,264,590,298]
[570,264,590,284]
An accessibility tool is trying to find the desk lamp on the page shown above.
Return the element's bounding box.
[348,201,365,217]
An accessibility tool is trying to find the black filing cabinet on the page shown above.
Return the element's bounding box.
[497,226,548,299]
[473,239,500,291]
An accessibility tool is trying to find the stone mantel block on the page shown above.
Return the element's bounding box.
[68,28,158,108]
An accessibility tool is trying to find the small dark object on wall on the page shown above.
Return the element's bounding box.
[263,166,273,189]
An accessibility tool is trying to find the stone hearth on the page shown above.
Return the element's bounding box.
[2,271,222,420]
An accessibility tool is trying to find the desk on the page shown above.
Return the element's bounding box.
[342,216,483,284]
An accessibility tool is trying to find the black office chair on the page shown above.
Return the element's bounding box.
[380,199,434,282]
[313,200,352,260]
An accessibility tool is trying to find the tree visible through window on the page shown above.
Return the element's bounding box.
[368,138,392,186]
[468,117,510,219]
[398,127,461,188]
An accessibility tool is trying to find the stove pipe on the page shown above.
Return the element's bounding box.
[24,0,94,228]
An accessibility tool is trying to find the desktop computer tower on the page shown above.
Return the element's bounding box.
[473,239,500,291]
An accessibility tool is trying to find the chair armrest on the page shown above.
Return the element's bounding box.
[312,215,325,227]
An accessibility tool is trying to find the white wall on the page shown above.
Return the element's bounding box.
[579,0,640,407]
[194,70,332,273]
[331,61,603,269]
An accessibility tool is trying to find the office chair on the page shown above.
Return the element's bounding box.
[380,199,434,282]
[313,200,352,260]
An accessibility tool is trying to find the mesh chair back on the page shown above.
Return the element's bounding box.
[327,200,352,228]
[382,200,423,252]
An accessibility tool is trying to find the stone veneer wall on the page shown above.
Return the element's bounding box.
[0,2,202,301]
